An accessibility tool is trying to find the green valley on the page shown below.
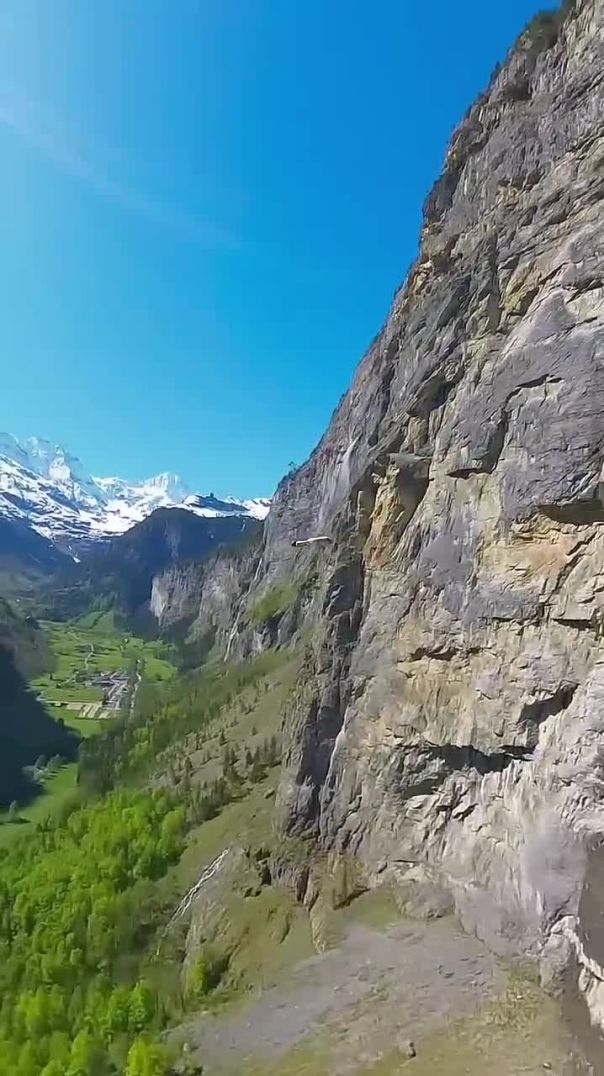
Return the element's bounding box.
[0,613,178,849]
[2,0,600,1070]
[34,615,176,717]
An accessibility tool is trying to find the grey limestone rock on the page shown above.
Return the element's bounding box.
[163,0,604,1034]
[269,0,604,1024]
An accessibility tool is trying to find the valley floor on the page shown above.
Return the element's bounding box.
[34,613,174,715]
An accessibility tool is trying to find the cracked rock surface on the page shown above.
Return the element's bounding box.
[157,0,604,1035]
[270,0,604,1021]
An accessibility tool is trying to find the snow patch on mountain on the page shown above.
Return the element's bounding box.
[0,434,270,554]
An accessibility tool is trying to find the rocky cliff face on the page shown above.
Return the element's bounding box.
[163,0,604,1028]
[151,535,263,655]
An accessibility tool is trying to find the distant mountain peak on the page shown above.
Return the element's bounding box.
[0,433,270,556]
[95,471,189,505]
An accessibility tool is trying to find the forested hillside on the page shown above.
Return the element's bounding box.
[0,637,293,1075]
[0,597,51,679]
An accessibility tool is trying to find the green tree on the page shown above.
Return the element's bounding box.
[124,1038,171,1076]
[47,1030,71,1068]
[102,985,131,1037]
[66,1030,108,1076]
[128,980,155,1033]
[249,747,266,784]
[17,1040,38,1076]
[41,1063,65,1076]
[188,947,229,1000]
[221,745,241,785]
[21,986,51,1038]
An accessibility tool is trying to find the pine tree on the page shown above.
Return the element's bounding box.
[268,734,280,767]
[128,980,155,1033]
[66,1030,108,1075]
[249,747,266,784]
[124,1038,171,1076]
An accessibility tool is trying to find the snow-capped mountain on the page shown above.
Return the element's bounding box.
[0,434,270,556]
[92,473,270,535]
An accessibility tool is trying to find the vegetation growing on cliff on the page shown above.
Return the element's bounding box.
[247,584,298,626]
[524,0,576,50]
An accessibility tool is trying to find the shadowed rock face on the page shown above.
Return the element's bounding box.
[160,0,604,1032]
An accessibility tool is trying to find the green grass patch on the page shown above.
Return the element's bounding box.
[45,704,106,738]
[174,654,300,791]
[340,885,400,930]
[34,678,101,703]
[63,713,106,738]
[171,775,281,892]
[147,657,311,1007]
[140,649,176,682]
[154,776,314,1005]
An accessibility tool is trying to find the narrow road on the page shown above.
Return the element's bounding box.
[64,638,94,684]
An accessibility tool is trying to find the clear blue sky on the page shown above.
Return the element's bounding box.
[1,0,547,497]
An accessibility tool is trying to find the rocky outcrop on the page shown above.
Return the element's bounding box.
[270,0,604,1027]
[164,0,604,1034]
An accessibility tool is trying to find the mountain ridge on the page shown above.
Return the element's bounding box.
[0,432,270,558]
[44,505,263,629]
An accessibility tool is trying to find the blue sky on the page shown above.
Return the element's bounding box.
[1,0,547,497]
